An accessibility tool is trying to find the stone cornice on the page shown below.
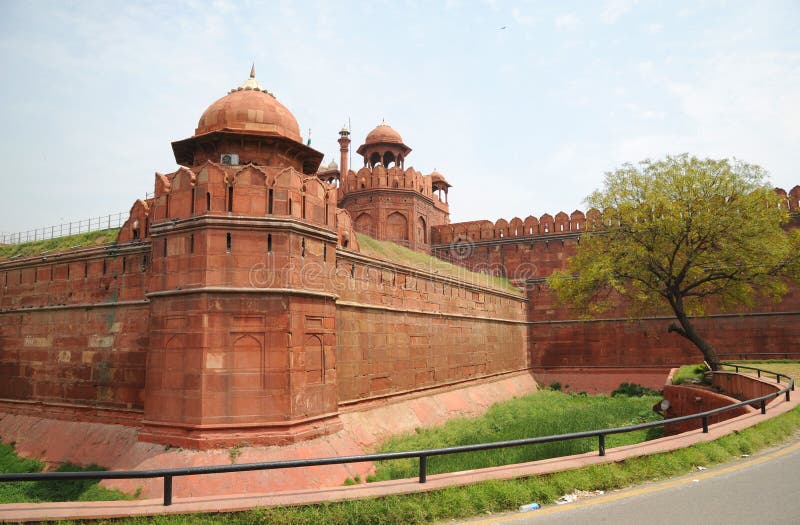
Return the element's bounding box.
[0,299,149,314]
[146,286,338,300]
[149,215,337,243]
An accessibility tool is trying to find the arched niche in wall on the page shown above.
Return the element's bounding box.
[304,334,324,385]
[355,212,376,237]
[416,216,427,244]
[163,335,186,390]
[232,335,264,390]
[387,211,409,241]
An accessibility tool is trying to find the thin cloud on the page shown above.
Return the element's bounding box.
[511,7,536,27]
[555,13,581,31]
[600,0,638,24]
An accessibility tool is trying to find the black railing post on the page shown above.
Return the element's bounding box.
[419,455,427,484]
[757,369,761,378]
[702,416,708,433]
[760,399,766,414]
[164,475,173,506]
[786,389,791,402]
[598,434,606,456]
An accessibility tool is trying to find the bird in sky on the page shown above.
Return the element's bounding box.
[498,25,507,30]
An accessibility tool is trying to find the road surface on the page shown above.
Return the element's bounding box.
[462,438,800,525]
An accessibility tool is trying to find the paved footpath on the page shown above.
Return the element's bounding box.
[1,394,797,523]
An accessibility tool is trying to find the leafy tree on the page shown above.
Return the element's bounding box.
[548,154,800,370]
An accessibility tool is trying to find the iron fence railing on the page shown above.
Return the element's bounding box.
[0,363,794,507]
[0,194,153,246]
[0,213,127,245]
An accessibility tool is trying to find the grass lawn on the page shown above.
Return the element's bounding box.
[673,360,800,386]
[366,390,662,482]
[722,360,800,381]
[0,229,119,260]
[0,442,133,504]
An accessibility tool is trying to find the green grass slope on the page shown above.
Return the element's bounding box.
[355,233,520,294]
[0,229,119,261]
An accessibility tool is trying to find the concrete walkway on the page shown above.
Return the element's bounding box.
[1,393,796,523]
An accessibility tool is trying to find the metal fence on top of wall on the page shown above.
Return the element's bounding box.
[0,194,153,246]
[0,213,128,246]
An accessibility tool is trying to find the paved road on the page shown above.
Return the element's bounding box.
[462,439,800,525]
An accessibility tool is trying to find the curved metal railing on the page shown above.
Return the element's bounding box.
[0,363,794,506]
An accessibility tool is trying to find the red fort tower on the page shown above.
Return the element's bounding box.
[139,69,341,447]
[336,123,451,252]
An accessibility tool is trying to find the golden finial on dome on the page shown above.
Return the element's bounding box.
[228,64,274,97]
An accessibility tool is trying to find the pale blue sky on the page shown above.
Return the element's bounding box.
[1,0,798,234]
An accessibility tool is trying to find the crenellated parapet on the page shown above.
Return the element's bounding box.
[337,163,451,252]
[148,161,338,229]
[339,164,448,207]
[432,209,599,245]
[434,184,800,245]
[775,185,800,212]
[117,198,154,244]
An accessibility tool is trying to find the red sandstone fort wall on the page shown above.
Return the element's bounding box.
[334,250,528,403]
[0,244,150,417]
[430,192,800,380]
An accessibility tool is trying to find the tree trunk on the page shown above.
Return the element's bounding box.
[667,301,721,371]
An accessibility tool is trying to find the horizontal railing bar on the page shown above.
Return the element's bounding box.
[0,365,793,504]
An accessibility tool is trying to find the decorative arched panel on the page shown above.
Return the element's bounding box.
[163,335,185,390]
[231,335,263,390]
[355,212,377,237]
[416,216,427,244]
[304,334,324,385]
[387,212,409,241]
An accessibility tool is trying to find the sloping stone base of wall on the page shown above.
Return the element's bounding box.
[0,371,538,499]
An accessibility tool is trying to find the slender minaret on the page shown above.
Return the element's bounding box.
[338,127,350,181]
